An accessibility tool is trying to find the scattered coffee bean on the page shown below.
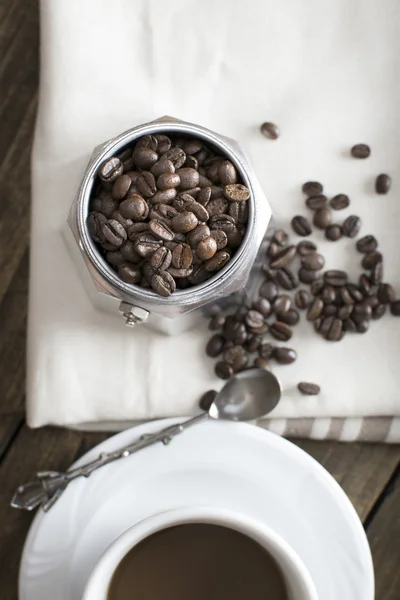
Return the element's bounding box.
[254,357,270,369]
[311,279,324,295]
[321,285,335,304]
[306,195,328,210]
[215,361,234,380]
[297,240,317,256]
[209,314,226,331]
[199,390,217,411]
[324,270,348,287]
[278,309,300,326]
[329,194,350,210]
[390,300,400,316]
[223,345,249,371]
[269,245,297,269]
[272,295,291,314]
[269,321,293,341]
[325,224,342,241]
[276,268,298,290]
[342,215,361,238]
[295,290,310,310]
[291,215,312,236]
[206,334,225,357]
[338,305,353,320]
[375,173,391,195]
[370,261,383,285]
[258,343,275,360]
[272,229,289,246]
[260,121,280,140]
[378,283,395,304]
[297,382,320,395]
[299,268,318,284]
[245,334,263,353]
[313,207,332,229]
[259,281,279,302]
[267,242,280,258]
[361,251,382,270]
[307,297,324,321]
[302,181,324,196]
[356,235,378,254]
[326,318,343,341]
[252,298,272,317]
[273,347,297,364]
[244,310,265,329]
[356,320,370,333]
[352,304,372,323]
[323,305,337,317]
[301,252,325,271]
[351,144,370,159]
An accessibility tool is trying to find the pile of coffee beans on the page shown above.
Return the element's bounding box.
[87,134,250,296]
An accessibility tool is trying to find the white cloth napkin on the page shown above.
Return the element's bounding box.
[28,0,400,442]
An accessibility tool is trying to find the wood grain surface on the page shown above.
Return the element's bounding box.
[0,1,399,599]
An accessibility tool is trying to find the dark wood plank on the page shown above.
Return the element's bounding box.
[0,414,23,460]
[367,468,400,600]
[295,440,400,521]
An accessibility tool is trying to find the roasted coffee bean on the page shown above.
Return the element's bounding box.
[150,158,175,178]
[301,252,325,271]
[299,268,318,284]
[370,261,383,285]
[188,264,209,285]
[171,211,198,233]
[279,309,300,326]
[209,314,225,331]
[228,201,248,224]
[223,320,247,344]
[127,222,149,239]
[324,270,348,287]
[102,219,127,247]
[106,250,125,267]
[199,390,217,411]
[339,287,354,305]
[276,268,298,290]
[157,172,181,191]
[295,289,310,309]
[120,195,149,221]
[361,295,379,309]
[307,297,324,321]
[174,195,209,222]
[136,135,158,152]
[226,226,244,249]
[260,121,280,140]
[210,185,225,199]
[87,212,107,243]
[184,155,199,169]
[346,283,363,303]
[112,174,132,200]
[120,240,141,263]
[297,382,320,395]
[254,357,270,369]
[269,245,296,269]
[198,174,213,188]
[205,251,230,272]
[111,211,133,229]
[297,240,317,255]
[343,318,356,332]
[218,160,237,185]
[358,274,371,296]
[259,343,275,360]
[330,194,349,210]
[273,347,297,364]
[247,322,269,335]
[291,215,312,236]
[197,186,212,206]
[302,181,323,196]
[326,318,343,341]
[325,224,342,241]
[215,361,234,380]
[390,300,400,316]
[361,251,382,269]
[209,228,228,250]
[91,197,103,212]
[352,304,372,323]
[267,242,280,258]
[270,321,293,341]
[378,283,395,304]
[244,334,263,353]
[171,243,193,270]
[375,173,391,194]
[206,159,222,183]
[180,139,203,155]
[187,225,211,248]
[175,167,199,190]
[351,144,370,159]
[252,298,272,317]
[323,305,337,317]
[185,187,201,199]
[162,147,186,169]
[319,316,333,336]
[356,320,370,333]
[321,285,335,304]
[223,184,250,202]
[310,279,324,295]
[261,266,278,282]
[223,339,235,351]
[118,263,141,284]
[209,214,236,234]
[342,215,361,238]
[150,203,178,220]
[272,295,291,314]
[306,195,328,210]
[152,188,177,204]
[134,233,162,258]
[313,207,332,229]
[338,305,353,320]
[132,147,158,170]
[150,270,176,297]
[223,345,249,371]
[356,235,378,254]
[136,172,157,198]
[206,197,229,217]
[99,195,119,217]
[167,266,193,278]
[243,309,264,330]
[149,246,172,270]
[196,236,218,261]
[152,134,170,154]
[99,157,123,182]
[372,304,386,320]
[273,229,289,246]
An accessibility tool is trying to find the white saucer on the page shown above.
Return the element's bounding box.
[19,419,374,600]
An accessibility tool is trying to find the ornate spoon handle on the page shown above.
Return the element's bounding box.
[11,413,207,512]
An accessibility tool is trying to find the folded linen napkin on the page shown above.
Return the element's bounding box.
[28,0,400,442]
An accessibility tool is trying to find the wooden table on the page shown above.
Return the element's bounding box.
[0,1,399,598]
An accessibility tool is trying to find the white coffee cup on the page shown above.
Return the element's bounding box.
[82,506,318,600]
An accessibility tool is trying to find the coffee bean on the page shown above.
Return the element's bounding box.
[209,314,225,331]
[210,186,226,199]
[106,250,125,267]
[297,382,320,395]
[120,240,141,263]
[206,159,222,183]
[171,211,198,233]
[342,318,356,332]
[306,195,328,210]
[330,194,350,210]
[390,300,400,316]
[370,261,383,285]
[135,135,158,152]
[356,320,370,333]
[342,215,361,238]
[187,225,211,248]
[198,174,213,188]
[326,318,343,341]
[157,172,181,191]
[99,195,119,217]
[118,263,142,284]
[361,295,379,309]
[209,214,236,234]
[196,236,217,261]
[321,285,335,304]
[215,361,234,380]
[297,240,317,255]
[375,173,391,194]
[161,147,186,169]
[270,321,293,341]
[338,305,353,320]
[273,347,297,364]
[167,266,194,279]
[260,122,280,140]
[291,215,312,236]
[295,290,310,309]
[323,305,337,317]
[151,270,176,297]
[150,158,175,177]
[150,246,172,270]
[223,345,249,371]
[171,243,193,270]
[99,157,123,182]
[184,155,199,170]
[252,298,272,317]
[175,167,199,190]
[307,297,324,321]
[302,181,323,196]
[223,184,250,202]
[205,251,230,272]
[218,160,238,185]
[91,197,103,212]
[181,139,203,155]
[102,219,127,247]
[120,195,149,221]
[134,233,162,258]
[361,251,382,270]
[272,229,289,246]
[112,174,132,200]
[132,147,158,170]
[299,268,318,284]
[276,268,298,290]
[279,309,300,326]
[378,283,395,304]
[313,207,332,229]
[269,245,297,269]
[340,287,354,305]
[356,235,378,254]
[259,343,275,360]
[174,194,209,222]
[301,252,325,271]
[325,224,343,241]
[152,188,177,204]
[352,304,372,323]
[254,357,270,369]
[324,270,348,287]
[188,264,209,285]
[318,316,333,336]
[272,295,291,314]
[351,144,370,159]
[243,334,262,353]
[112,211,133,230]
[372,304,386,320]
[267,242,280,258]
[199,389,217,411]
[310,279,324,295]
[197,186,212,206]
[210,229,228,250]
[261,266,278,282]
[358,274,371,296]
[135,171,156,197]
[87,212,107,243]
[206,197,229,217]
[228,201,248,225]
[223,320,247,344]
